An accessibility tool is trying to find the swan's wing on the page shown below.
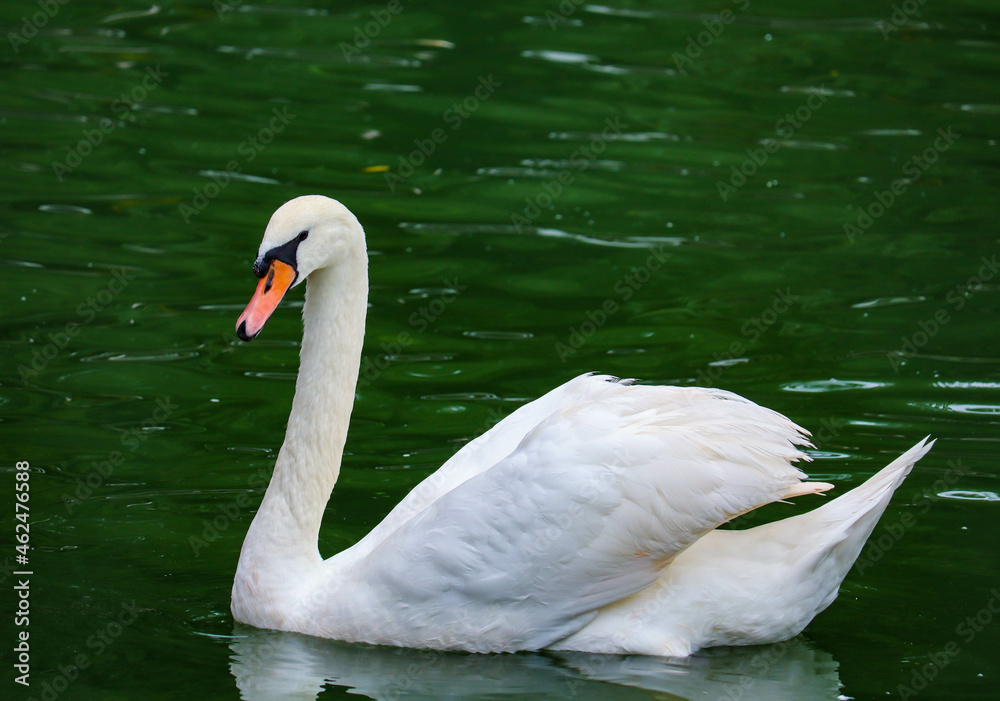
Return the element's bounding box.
[325,379,830,652]
[341,374,615,562]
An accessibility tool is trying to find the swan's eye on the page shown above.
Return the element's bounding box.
[264,267,275,293]
[298,230,309,241]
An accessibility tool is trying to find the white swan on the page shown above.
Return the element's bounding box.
[231,195,933,656]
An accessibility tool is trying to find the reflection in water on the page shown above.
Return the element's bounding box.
[229,626,843,700]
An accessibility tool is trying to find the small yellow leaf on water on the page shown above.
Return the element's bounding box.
[363,165,390,173]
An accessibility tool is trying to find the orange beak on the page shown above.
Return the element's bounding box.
[236,259,296,341]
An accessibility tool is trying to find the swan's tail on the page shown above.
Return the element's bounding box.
[792,436,934,559]
[695,436,935,646]
[551,438,935,656]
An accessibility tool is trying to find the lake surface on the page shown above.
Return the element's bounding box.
[2,1,999,700]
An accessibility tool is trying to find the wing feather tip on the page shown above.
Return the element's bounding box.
[784,481,835,499]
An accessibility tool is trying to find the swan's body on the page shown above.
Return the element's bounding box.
[231,195,932,656]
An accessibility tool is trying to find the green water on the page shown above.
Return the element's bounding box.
[2,0,999,699]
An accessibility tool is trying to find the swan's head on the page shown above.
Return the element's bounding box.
[236,195,364,341]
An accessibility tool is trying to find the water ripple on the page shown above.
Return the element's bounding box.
[938,491,1000,502]
[198,169,281,185]
[593,53,679,72]
[0,109,89,124]
[770,139,846,151]
[523,15,583,28]
[943,404,1000,415]
[420,392,501,401]
[858,129,923,137]
[934,381,1000,390]
[82,351,199,362]
[38,204,93,215]
[782,379,888,393]
[463,331,534,340]
[780,85,856,98]
[364,83,423,92]
[217,45,419,67]
[851,296,927,309]
[521,50,597,65]
[386,353,454,363]
[521,158,624,171]
[943,103,1000,114]
[101,5,162,23]
[398,222,686,248]
[245,371,296,380]
[231,5,329,16]
[549,131,681,142]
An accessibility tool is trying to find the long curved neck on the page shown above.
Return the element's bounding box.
[239,245,368,576]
